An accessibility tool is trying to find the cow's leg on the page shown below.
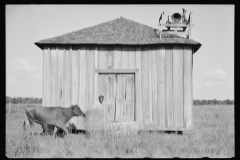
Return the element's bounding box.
[53,126,58,138]
[23,114,31,131]
[40,124,48,136]
[23,120,29,131]
[55,122,69,137]
[25,114,35,136]
[29,120,35,136]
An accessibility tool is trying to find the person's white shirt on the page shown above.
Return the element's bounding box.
[93,100,103,109]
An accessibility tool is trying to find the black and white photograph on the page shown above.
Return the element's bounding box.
[6,4,234,158]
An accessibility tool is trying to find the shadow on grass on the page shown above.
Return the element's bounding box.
[138,130,183,135]
[40,128,90,138]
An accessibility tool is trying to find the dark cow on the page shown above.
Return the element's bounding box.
[23,104,86,138]
[41,123,77,137]
[41,122,90,138]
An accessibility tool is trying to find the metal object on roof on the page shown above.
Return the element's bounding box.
[158,9,193,40]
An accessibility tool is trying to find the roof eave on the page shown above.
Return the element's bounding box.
[35,41,202,52]
[193,43,202,54]
[35,42,43,50]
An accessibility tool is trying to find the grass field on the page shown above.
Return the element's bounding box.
[6,104,234,158]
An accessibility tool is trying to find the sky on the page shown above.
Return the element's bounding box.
[6,5,234,100]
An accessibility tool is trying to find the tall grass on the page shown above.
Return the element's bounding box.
[6,104,234,158]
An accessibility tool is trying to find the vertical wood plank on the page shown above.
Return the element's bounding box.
[57,46,64,107]
[78,46,86,129]
[94,47,99,103]
[71,45,79,105]
[50,46,58,107]
[69,46,72,107]
[107,74,116,121]
[184,46,193,130]
[113,46,122,69]
[115,74,121,120]
[55,47,59,106]
[64,46,71,108]
[173,46,184,128]
[191,46,194,130]
[131,75,135,122]
[126,75,131,118]
[126,74,134,121]
[149,47,152,124]
[128,46,136,120]
[179,46,184,128]
[121,46,129,69]
[166,46,173,127]
[85,47,90,112]
[47,47,51,107]
[173,46,178,127]
[77,46,80,107]
[88,46,95,109]
[157,46,166,128]
[105,75,109,105]
[150,46,158,125]
[43,46,50,107]
[135,46,142,123]
[98,46,106,69]
[128,47,136,69]
[113,74,117,121]
[69,45,79,125]
[141,46,150,125]
[123,76,126,116]
[42,47,45,106]
[119,75,124,117]
[107,46,114,69]
[49,48,53,106]
[98,74,103,100]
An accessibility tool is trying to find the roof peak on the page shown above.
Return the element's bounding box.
[119,16,127,19]
[114,16,134,22]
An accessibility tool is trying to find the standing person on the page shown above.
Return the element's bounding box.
[86,95,105,130]
[93,95,104,109]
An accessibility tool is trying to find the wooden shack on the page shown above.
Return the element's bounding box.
[35,17,201,131]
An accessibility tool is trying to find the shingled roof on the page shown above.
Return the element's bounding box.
[35,17,201,52]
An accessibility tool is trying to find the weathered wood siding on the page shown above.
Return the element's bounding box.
[42,45,193,130]
[157,46,166,128]
[57,46,64,107]
[183,46,193,130]
[69,46,79,126]
[64,46,71,108]
[42,46,50,107]
[173,46,184,129]
[79,46,87,129]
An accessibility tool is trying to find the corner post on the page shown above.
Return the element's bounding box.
[188,12,193,39]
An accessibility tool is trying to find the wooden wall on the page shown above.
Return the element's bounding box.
[42,44,193,130]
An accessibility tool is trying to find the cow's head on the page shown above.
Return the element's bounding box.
[71,104,86,118]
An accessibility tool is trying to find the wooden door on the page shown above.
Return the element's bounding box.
[98,74,116,121]
[116,74,135,122]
